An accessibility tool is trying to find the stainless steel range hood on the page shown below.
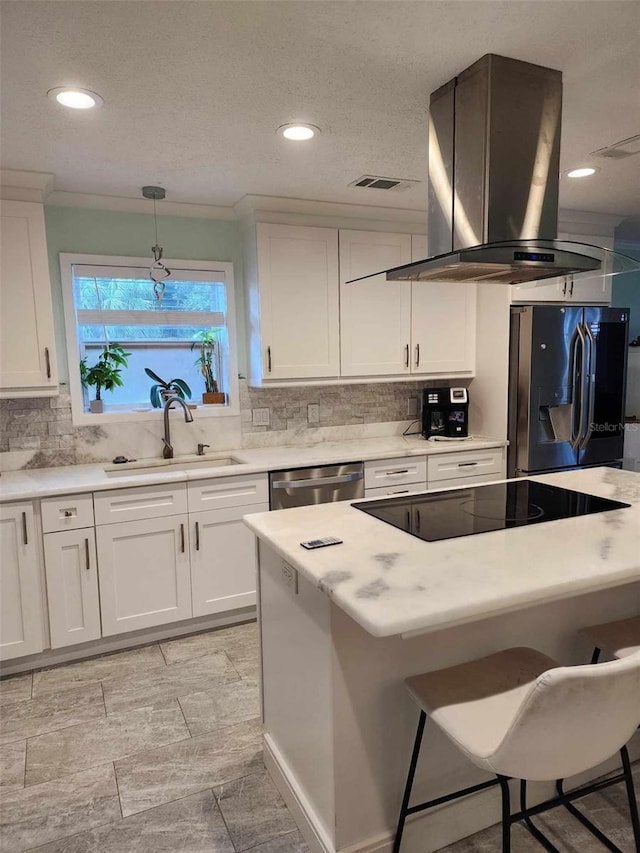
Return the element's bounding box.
[349,54,631,285]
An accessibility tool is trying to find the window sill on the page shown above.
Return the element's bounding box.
[71,402,240,427]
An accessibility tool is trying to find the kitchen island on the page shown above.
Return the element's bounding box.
[244,467,640,853]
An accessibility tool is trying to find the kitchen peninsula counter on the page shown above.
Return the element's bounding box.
[245,467,640,853]
[244,466,640,638]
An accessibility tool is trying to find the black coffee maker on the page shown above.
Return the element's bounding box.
[422,387,469,439]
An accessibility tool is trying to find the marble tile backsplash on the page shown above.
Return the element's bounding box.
[0,379,444,470]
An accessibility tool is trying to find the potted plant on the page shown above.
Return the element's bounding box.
[144,368,192,408]
[80,343,130,413]
[192,329,225,404]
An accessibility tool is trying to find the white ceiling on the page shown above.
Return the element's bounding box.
[1,0,639,217]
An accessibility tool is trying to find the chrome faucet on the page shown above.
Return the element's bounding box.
[162,395,194,459]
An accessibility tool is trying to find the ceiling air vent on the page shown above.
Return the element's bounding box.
[591,134,640,160]
[349,175,420,192]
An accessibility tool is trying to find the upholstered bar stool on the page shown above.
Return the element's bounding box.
[393,647,640,853]
[580,614,640,663]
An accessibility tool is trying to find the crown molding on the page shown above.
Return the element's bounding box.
[0,170,55,202]
[558,208,624,236]
[46,190,235,220]
[233,194,426,233]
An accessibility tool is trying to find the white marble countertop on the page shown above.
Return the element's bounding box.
[243,467,640,638]
[0,435,505,502]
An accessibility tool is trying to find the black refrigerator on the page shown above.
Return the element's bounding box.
[508,305,629,477]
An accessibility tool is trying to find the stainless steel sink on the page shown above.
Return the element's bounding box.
[104,456,243,477]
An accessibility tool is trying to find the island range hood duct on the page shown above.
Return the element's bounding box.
[359,54,605,285]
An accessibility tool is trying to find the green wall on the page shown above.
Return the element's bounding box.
[44,205,245,383]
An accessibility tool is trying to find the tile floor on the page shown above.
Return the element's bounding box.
[0,621,637,852]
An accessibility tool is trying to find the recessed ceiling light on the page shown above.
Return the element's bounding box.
[47,87,104,109]
[277,123,320,141]
[567,167,598,178]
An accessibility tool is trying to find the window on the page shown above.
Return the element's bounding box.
[61,255,239,424]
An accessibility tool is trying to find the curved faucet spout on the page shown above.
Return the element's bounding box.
[162,395,194,459]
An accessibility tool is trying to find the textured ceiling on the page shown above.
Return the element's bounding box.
[1,0,639,216]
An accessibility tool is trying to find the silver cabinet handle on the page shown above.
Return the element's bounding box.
[85,537,90,571]
[272,471,364,489]
[267,346,272,373]
[180,523,185,553]
[569,276,574,297]
[22,512,28,545]
[195,521,200,551]
[404,344,409,368]
[457,461,478,467]
[415,344,420,368]
[45,347,51,379]
[388,489,409,495]
[385,469,409,476]
[562,278,567,296]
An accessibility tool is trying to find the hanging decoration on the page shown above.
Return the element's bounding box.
[142,185,171,305]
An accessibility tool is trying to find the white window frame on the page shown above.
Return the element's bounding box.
[60,253,240,426]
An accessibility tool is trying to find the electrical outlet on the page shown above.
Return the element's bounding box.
[281,561,298,594]
[252,407,270,427]
[407,397,418,418]
[307,404,320,424]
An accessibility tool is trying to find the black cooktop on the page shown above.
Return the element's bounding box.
[352,480,630,542]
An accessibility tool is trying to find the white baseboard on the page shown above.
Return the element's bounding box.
[0,607,256,676]
[263,733,336,853]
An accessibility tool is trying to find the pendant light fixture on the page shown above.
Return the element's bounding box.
[142,185,171,305]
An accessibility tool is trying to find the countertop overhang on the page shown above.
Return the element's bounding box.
[243,467,640,638]
[0,435,505,502]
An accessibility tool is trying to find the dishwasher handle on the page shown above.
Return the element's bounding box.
[272,471,364,489]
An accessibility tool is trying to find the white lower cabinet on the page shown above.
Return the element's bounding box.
[190,502,268,617]
[96,515,192,636]
[44,529,101,648]
[0,502,44,661]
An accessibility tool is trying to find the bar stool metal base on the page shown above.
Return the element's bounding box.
[393,711,640,853]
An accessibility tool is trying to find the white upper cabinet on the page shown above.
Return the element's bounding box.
[410,235,476,375]
[511,233,613,305]
[249,223,340,382]
[339,230,412,376]
[0,201,58,396]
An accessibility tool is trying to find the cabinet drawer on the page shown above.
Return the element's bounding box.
[42,493,94,533]
[364,456,427,490]
[94,483,188,525]
[365,485,427,499]
[427,449,504,484]
[188,474,269,513]
[428,470,504,490]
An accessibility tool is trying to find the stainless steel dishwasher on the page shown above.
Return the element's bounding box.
[269,462,364,510]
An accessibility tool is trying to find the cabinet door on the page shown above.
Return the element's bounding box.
[410,235,476,375]
[191,503,268,617]
[565,233,613,303]
[0,201,58,395]
[0,503,44,661]
[96,515,191,636]
[511,233,612,305]
[339,230,412,376]
[257,223,340,379]
[44,529,101,648]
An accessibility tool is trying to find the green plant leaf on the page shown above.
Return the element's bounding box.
[150,385,161,408]
[171,378,192,398]
[144,367,166,386]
